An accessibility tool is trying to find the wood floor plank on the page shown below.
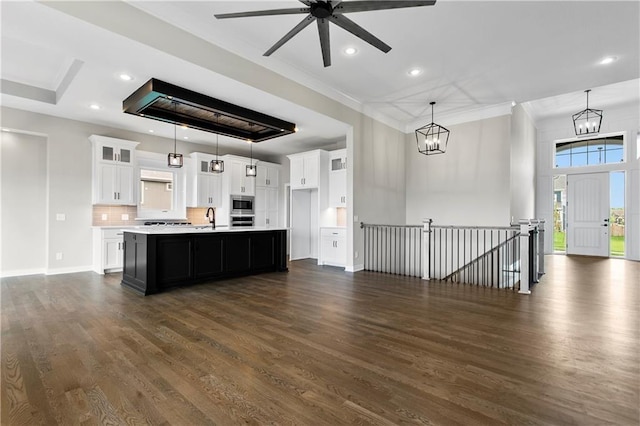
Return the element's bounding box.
[1,255,638,425]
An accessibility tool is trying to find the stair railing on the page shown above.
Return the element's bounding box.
[361,219,545,294]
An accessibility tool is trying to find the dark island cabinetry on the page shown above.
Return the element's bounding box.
[122,229,287,295]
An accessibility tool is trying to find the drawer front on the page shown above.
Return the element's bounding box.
[103,228,125,239]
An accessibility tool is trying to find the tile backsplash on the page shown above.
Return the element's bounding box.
[92,205,139,226]
[186,207,211,225]
[92,206,215,226]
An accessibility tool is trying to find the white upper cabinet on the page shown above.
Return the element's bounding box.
[191,153,223,207]
[256,163,279,188]
[288,150,327,189]
[90,135,139,205]
[329,149,347,207]
[229,159,255,196]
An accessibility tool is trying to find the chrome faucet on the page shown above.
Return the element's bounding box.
[206,207,216,230]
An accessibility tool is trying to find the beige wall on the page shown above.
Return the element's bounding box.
[1,131,47,275]
[405,115,512,226]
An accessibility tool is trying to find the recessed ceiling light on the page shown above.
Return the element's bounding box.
[344,47,357,56]
[181,125,188,129]
[119,73,133,81]
[599,56,618,65]
[408,68,422,77]
[1,128,10,132]
[183,136,189,140]
[148,129,154,133]
[89,104,101,110]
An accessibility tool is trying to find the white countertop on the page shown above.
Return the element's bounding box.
[124,226,288,235]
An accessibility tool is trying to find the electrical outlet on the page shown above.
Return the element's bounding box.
[355,251,359,259]
[101,214,108,221]
[121,214,129,221]
[55,252,63,261]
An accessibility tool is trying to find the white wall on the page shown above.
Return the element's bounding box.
[405,114,512,226]
[1,131,47,276]
[510,104,537,222]
[535,101,640,259]
[0,106,259,275]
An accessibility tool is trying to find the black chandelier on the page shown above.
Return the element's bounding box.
[572,89,602,136]
[210,113,224,173]
[167,100,183,168]
[415,101,450,155]
[246,139,257,177]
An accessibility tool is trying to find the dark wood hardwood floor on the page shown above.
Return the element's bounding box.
[2,255,638,425]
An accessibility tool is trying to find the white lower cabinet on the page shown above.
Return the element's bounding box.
[320,227,346,267]
[93,228,126,274]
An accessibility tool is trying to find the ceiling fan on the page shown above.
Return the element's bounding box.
[215,1,437,67]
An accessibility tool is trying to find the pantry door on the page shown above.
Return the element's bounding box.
[567,172,609,256]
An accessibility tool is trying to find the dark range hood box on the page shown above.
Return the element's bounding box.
[123,78,296,142]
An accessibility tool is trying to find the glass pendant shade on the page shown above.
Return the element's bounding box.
[572,89,602,136]
[210,159,224,173]
[168,152,183,168]
[415,102,450,155]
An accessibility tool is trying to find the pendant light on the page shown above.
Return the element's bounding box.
[414,101,450,155]
[167,100,183,168]
[210,113,224,173]
[246,139,257,177]
[572,89,602,136]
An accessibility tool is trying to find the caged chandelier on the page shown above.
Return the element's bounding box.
[415,101,450,155]
[167,100,184,168]
[572,89,602,136]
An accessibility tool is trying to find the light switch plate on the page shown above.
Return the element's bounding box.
[353,215,358,222]
[56,213,66,221]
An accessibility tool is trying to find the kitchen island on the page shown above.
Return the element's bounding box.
[121,227,288,295]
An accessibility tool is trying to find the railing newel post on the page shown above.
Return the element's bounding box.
[422,219,432,280]
[518,220,532,295]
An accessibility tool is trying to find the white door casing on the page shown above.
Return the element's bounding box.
[567,172,609,256]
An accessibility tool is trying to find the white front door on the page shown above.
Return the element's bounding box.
[567,172,609,256]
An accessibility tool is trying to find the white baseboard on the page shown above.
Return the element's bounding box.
[0,268,46,278]
[346,263,364,273]
[45,265,93,276]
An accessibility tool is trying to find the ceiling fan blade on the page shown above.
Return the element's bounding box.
[264,15,316,57]
[327,14,391,53]
[334,1,436,13]
[317,19,331,67]
[215,8,309,19]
